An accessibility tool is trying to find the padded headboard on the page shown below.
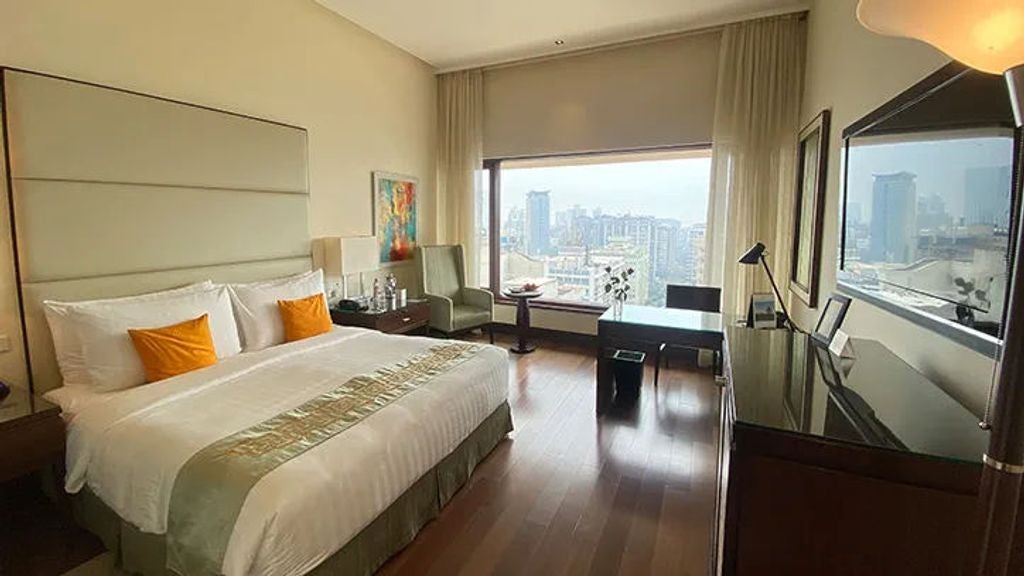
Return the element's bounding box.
[1,70,312,393]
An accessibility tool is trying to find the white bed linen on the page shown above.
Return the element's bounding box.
[43,385,117,422]
[63,327,509,576]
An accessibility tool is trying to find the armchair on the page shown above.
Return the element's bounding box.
[415,245,494,342]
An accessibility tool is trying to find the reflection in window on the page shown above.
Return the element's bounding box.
[841,131,1015,337]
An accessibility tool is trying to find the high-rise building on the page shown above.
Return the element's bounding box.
[652,220,679,276]
[965,165,1012,229]
[526,190,551,256]
[916,193,950,232]
[868,172,917,264]
[680,224,706,284]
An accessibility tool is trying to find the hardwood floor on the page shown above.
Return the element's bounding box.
[379,333,720,576]
[0,333,719,576]
[0,474,104,576]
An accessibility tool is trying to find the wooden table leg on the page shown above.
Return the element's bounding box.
[510,297,535,354]
[596,338,614,416]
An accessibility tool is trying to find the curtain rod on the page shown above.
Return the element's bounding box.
[436,5,808,75]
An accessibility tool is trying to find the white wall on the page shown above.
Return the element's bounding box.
[0,0,436,389]
[483,30,721,159]
[793,0,996,415]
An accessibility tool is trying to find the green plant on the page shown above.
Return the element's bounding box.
[603,266,636,302]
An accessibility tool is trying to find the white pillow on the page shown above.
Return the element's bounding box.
[43,281,214,388]
[70,285,241,392]
[229,269,326,351]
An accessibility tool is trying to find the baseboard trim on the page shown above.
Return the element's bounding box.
[489,323,598,347]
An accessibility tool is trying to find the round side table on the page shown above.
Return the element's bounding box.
[502,290,543,354]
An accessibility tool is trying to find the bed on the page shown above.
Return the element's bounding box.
[0,69,511,576]
[52,327,510,576]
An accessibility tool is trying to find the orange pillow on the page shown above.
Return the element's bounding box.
[128,314,218,383]
[278,293,332,342]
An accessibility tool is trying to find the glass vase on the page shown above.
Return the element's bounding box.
[612,298,624,319]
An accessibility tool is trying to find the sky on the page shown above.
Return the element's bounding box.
[498,157,712,227]
[846,134,1013,221]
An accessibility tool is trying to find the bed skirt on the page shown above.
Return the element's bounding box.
[71,400,513,576]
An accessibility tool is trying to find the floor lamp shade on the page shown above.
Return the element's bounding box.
[857,0,1024,75]
[857,0,1024,125]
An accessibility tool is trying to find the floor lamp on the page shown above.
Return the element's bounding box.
[857,2,1024,574]
[738,241,794,330]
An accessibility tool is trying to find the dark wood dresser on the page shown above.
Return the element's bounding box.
[330,300,430,335]
[716,327,988,575]
[0,387,64,483]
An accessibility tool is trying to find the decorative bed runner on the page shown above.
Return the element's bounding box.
[166,342,483,576]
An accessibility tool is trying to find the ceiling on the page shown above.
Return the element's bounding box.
[316,0,806,71]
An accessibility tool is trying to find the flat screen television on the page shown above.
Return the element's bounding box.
[840,63,1021,349]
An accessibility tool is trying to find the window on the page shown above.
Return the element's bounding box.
[481,148,712,308]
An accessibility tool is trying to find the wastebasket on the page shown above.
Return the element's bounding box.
[612,349,645,405]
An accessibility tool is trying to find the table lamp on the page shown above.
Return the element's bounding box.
[738,242,793,330]
[856,3,1024,574]
[313,236,379,299]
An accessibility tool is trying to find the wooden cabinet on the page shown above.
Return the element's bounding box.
[716,327,987,575]
[0,388,64,483]
[330,300,430,335]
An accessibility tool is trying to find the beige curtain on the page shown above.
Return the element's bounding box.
[436,69,484,286]
[704,14,806,318]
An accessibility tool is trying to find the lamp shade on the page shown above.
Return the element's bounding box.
[312,236,378,279]
[857,0,1024,74]
[738,242,766,265]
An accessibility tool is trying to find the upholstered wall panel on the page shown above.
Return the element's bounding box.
[15,181,309,282]
[1,69,311,392]
[4,71,308,192]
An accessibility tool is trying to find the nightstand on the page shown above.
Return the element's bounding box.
[0,387,64,483]
[330,299,431,335]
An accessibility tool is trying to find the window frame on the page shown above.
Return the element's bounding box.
[481,145,712,314]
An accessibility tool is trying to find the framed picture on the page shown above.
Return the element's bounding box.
[372,172,418,264]
[750,293,777,329]
[813,343,842,389]
[813,293,852,345]
[790,109,831,308]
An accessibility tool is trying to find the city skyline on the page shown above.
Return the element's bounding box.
[499,184,707,306]
[500,157,712,226]
[847,134,1013,221]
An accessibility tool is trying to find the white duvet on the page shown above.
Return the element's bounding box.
[55,327,509,576]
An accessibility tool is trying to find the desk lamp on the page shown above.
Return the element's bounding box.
[738,242,794,330]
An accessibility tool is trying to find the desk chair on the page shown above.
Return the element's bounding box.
[654,284,722,387]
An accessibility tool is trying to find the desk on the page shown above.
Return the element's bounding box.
[715,327,988,575]
[596,304,723,415]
